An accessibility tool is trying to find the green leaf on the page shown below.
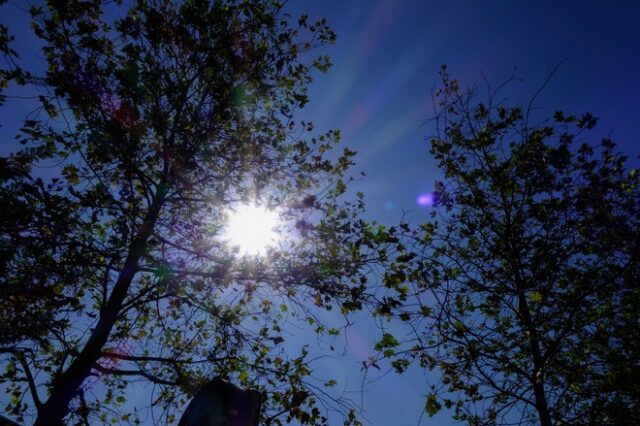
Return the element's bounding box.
[374,333,399,351]
[391,359,411,374]
[529,291,543,303]
[62,164,80,185]
[425,393,442,416]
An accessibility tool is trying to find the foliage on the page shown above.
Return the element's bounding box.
[379,68,640,425]
[0,1,382,425]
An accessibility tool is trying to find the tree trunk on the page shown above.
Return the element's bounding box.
[34,196,163,426]
[516,290,553,426]
[502,202,553,426]
[532,375,553,426]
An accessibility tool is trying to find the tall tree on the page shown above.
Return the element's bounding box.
[0,1,380,424]
[379,68,640,425]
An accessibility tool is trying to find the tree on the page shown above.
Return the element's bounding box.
[380,68,640,425]
[0,1,381,424]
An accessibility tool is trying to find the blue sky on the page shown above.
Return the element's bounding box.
[2,0,640,424]
[294,0,640,227]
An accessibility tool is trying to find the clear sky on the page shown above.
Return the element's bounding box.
[293,0,640,226]
[2,1,640,425]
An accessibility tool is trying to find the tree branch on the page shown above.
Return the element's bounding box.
[93,364,178,386]
[17,353,42,410]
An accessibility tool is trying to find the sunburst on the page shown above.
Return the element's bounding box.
[225,204,281,255]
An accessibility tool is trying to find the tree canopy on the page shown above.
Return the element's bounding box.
[377,68,640,425]
[0,1,384,424]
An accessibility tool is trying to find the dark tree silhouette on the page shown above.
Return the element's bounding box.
[0,1,383,425]
[376,68,640,425]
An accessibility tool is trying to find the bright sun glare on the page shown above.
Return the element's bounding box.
[225,204,280,255]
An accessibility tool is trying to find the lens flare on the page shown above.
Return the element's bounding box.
[417,193,434,206]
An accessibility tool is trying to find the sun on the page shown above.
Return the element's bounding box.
[225,204,281,255]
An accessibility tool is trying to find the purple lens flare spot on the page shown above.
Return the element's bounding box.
[417,193,434,206]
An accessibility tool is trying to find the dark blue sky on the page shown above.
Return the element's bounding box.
[2,1,639,424]
[294,0,640,226]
